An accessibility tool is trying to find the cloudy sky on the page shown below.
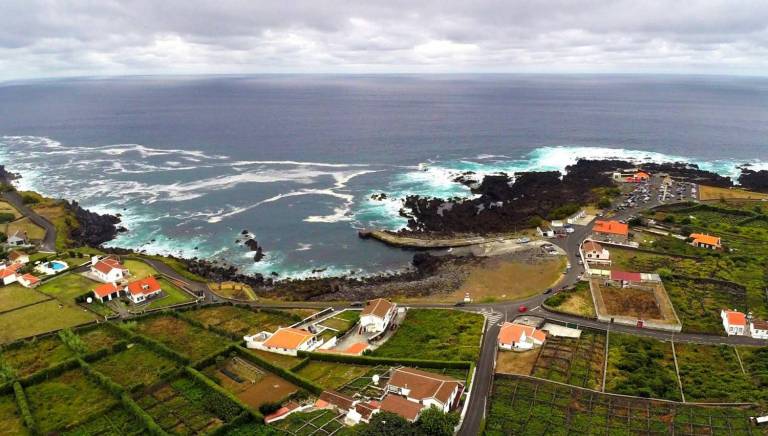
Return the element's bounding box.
[2,0,768,80]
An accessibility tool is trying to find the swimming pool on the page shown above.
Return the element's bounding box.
[49,261,67,271]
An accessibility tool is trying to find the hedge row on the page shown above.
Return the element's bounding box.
[297,350,473,369]
[79,359,167,435]
[183,367,262,422]
[19,357,80,387]
[289,357,311,372]
[13,381,36,434]
[206,411,256,436]
[236,346,323,395]
[191,344,238,370]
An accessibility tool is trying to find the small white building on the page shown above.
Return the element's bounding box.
[93,282,122,303]
[498,322,546,351]
[582,240,611,264]
[359,298,397,333]
[6,230,28,246]
[750,320,768,340]
[244,327,321,356]
[537,226,555,238]
[17,273,40,288]
[721,309,747,336]
[90,256,128,283]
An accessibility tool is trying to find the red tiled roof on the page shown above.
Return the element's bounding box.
[93,282,120,298]
[361,298,394,319]
[263,327,315,350]
[388,367,460,405]
[690,233,721,246]
[498,322,546,345]
[8,251,26,261]
[380,395,422,422]
[93,258,125,275]
[126,276,161,296]
[318,390,354,411]
[20,274,39,284]
[355,401,379,420]
[593,220,629,236]
[610,270,643,282]
[723,310,746,326]
[582,241,604,253]
[0,263,21,279]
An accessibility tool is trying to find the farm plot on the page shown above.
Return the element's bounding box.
[0,299,96,344]
[93,345,179,390]
[530,329,605,390]
[26,368,119,434]
[484,375,757,436]
[77,326,125,354]
[0,394,26,436]
[597,283,662,319]
[63,404,146,435]
[37,272,102,303]
[244,348,303,370]
[182,305,300,337]
[675,344,759,403]
[736,346,768,403]
[135,375,244,435]
[134,315,230,361]
[543,282,596,318]
[203,355,299,410]
[337,366,391,398]
[664,277,745,335]
[605,333,681,401]
[0,336,75,381]
[295,361,371,390]
[0,284,50,312]
[371,309,483,361]
[272,409,345,436]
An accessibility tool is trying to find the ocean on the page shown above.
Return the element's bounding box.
[0,74,767,278]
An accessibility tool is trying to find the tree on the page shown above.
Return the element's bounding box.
[361,412,415,436]
[597,197,612,209]
[416,407,459,436]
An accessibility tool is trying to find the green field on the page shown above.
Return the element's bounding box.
[92,345,178,390]
[243,348,303,370]
[0,336,75,381]
[134,315,230,361]
[144,278,194,310]
[123,259,158,280]
[0,394,27,436]
[37,273,101,303]
[371,309,483,361]
[26,368,119,434]
[605,333,681,401]
[77,326,124,354]
[63,405,146,436]
[664,276,743,334]
[0,285,50,312]
[675,343,759,403]
[295,361,370,389]
[543,282,596,318]
[530,329,605,390]
[0,300,95,344]
[182,305,300,337]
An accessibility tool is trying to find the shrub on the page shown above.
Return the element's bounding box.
[20,193,40,205]
[259,402,282,416]
[0,212,14,224]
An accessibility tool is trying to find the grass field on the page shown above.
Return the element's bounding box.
[484,375,757,436]
[77,326,124,354]
[457,257,565,303]
[123,259,158,280]
[0,336,75,381]
[93,345,178,390]
[4,217,45,240]
[182,305,300,337]
[64,405,145,436]
[372,309,483,361]
[495,350,539,375]
[26,368,119,434]
[30,199,77,250]
[736,346,768,403]
[37,273,101,303]
[134,315,230,361]
[0,300,95,344]
[675,343,758,403]
[0,285,50,312]
[699,185,768,201]
[242,348,303,370]
[665,276,743,335]
[543,282,595,318]
[530,329,605,390]
[295,361,371,389]
[0,201,21,220]
[319,311,359,333]
[605,333,681,401]
[0,394,27,436]
[144,278,194,310]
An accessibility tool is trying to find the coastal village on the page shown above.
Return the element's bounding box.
[1,161,768,435]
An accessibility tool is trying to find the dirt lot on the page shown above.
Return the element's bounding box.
[698,185,768,201]
[205,358,298,409]
[495,350,539,375]
[599,284,662,319]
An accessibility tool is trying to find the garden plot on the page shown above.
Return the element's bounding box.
[605,333,681,401]
[93,344,179,390]
[272,409,345,436]
[135,376,243,435]
[182,305,300,337]
[26,368,119,434]
[134,315,230,361]
[484,375,757,436]
[665,277,746,335]
[676,344,761,403]
[0,394,26,436]
[77,325,125,354]
[589,278,681,331]
[530,329,605,390]
[735,346,768,404]
[0,336,75,381]
[337,366,391,398]
[203,355,299,410]
[244,348,303,370]
[295,361,371,390]
[63,404,146,436]
[371,309,483,361]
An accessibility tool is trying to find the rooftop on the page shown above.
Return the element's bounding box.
[361,298,395,319]
[262,327,316,350]
[593,220,629,236]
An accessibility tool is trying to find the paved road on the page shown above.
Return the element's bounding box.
[1,191,57,252]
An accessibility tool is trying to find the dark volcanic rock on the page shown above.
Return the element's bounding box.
[0,165,20,184]
[67,201,122,247]
[641,162,732,187]
[244,238,260,251]
[370,193,388,201]
[738,169,768,193]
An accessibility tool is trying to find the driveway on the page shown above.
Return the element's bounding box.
[1,191,57,252]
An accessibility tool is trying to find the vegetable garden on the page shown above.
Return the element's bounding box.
[530,329,606,390]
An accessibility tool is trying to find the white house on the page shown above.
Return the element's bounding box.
[93,282,122,303]
[90,256,128,283]
[750,320,768,340]
[7,250,29,265]
[0,263,21,285]
[721,309,747,336]
[498,322,546,351]
[245,327,321,356]
[359,298,397,333]
[125,276,162,304]
[582,240,611,264]
[17,273,40,288]
[6,230,28,246]
[386,367,461,413]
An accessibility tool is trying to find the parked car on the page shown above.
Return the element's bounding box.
[518,305,528,313]
[350,301,364,307]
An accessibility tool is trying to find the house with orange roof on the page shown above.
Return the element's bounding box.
[17,273,40,288]
[625,171,650,183]
[7,250,29,265]
[721,309,747,336]
[125,276,162,304]
[93,282,122,303]
[90,255,129,283]
[750,320,768,340]
[386,367,462,413]
[0,263,22,285]
[689,233,721,250]
[497,322,547,351]
[592,220,629,243]
[379,394,423,422]
[582,240,610,264]
[245,326,322,356]
[360,298,397,333]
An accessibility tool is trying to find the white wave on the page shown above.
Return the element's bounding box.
[296,243,313,251]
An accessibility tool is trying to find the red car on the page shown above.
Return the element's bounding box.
[518,305,528,313]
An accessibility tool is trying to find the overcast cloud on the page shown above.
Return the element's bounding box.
[1,0,768,80]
